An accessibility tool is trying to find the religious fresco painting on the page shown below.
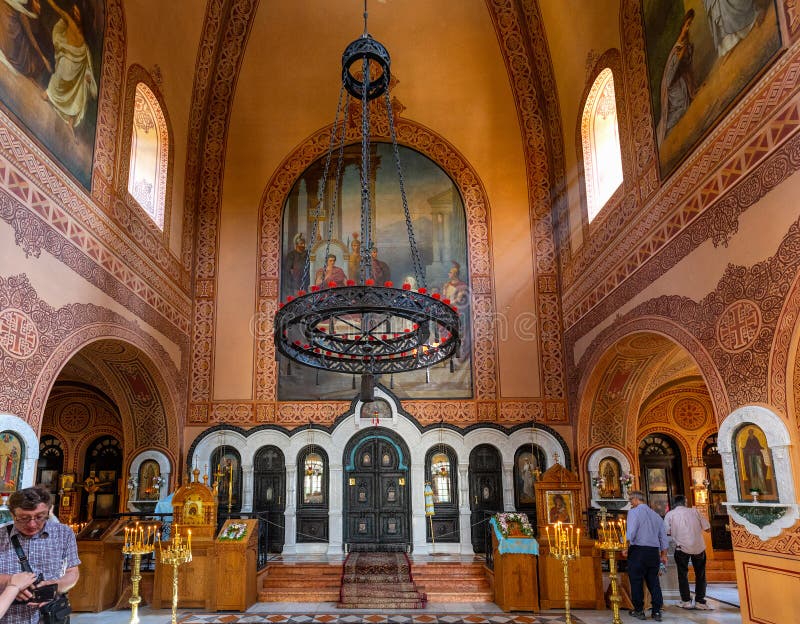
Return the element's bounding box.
[545,490,574,524]
[734,424,778,501]
[597,456,622,499]
[515,446,545,506]
[0,0,105,189]
[279,142,471,401]
[642,0,781,177]
[136,459,159,500]
[0,431,22,493]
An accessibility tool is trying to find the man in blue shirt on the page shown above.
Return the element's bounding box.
[623,491,668,621]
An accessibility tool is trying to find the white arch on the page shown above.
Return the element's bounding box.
[127,449,172,505]
[189,397,568,555]
[0,414,39,490]
[587,446,631,508]
[718,405,798,539]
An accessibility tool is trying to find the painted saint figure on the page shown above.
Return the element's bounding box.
[0,0,52,88]
[314,253,347,288]
[656,9,696,144]
[703,0,761,58]
[441,261,470,358]
[282,233,308,296]
[369,246,391,284]
[44,0,98,135]
[347,233,361,283]
[742,427,768,492]
[548,493,570,524]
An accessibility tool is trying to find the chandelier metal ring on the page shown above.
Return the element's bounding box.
[276,284,461,375]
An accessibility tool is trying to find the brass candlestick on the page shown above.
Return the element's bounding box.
[159,524,193,624]
[122,523,157,624]
[546,521,581,624]
[595,512,627,624]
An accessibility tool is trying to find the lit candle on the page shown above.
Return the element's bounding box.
[188,529,192,551]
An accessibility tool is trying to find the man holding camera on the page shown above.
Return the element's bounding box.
[0,487,80,623]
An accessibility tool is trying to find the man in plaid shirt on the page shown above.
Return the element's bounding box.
[0,487,80,623]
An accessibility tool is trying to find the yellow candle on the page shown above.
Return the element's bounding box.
[546,526,551,550]
[188,529,192,551]
[576,528,581,555]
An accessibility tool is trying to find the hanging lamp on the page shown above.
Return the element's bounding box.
[273,2,460,401]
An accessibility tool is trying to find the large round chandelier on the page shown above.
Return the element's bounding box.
[274,5,460,399]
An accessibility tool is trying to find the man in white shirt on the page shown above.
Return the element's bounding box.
[663,494,712,610]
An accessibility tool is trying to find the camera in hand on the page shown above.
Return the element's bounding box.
[29,583,57,603]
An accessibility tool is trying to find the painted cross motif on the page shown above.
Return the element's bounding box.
[0,309,38,359]
[717,300,761,352]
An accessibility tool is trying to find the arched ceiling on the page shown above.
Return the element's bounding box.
[50,340,176,452]
[580,331,706,454]
[122,0,626,242]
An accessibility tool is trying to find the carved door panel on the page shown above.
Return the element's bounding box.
[254,446,286,552]
[344,436,410,548]
[469,444,503,553]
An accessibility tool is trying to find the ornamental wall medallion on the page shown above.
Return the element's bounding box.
[716,300,762,353]
[0,309,38,359]
[672,397,706,431]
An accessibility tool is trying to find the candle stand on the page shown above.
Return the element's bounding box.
[546,521,581,624]
[159,525,193,624]
[594,513,627,624]
[122,523,157,624]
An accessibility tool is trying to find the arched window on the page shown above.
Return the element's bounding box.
[581,68,623,222]
[425,445,459,543]
[302,452,325,504]
[127,82,168,229]
[296,446,328,543]
[430,452,451,503]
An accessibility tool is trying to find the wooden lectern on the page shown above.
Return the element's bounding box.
[490,516,539,611]
[214,519,259,611]
[71,517,126,612]
[534,463,605,610]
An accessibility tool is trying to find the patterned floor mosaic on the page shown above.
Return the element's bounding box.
[179,615,582,624]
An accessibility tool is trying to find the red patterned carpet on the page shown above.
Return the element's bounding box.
[179,615,584,623]
[338,552,427,609]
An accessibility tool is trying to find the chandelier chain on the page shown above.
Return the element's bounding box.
[386,89,425,288]
[325,94,350,265]
[360,56,373,282]
[302,82,348,290]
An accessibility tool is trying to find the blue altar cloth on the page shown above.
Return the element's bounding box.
[490,517,539,555]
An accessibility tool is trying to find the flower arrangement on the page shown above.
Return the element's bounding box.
[620,473,634,488]
[219,522,248,541]
[494,512,534,538]
[591,475,605,489]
